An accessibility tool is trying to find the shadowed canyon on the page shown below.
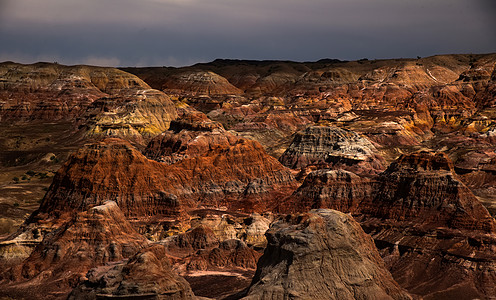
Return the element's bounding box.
[1,53,496,299]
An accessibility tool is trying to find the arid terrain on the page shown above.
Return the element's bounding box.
[1,53,496,299]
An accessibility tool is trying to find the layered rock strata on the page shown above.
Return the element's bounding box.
[0,62,177,144]
[279,125,385,175]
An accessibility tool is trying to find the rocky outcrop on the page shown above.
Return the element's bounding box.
[164,225,220,255]
[279,125,385,175]
[243,209,411,300]
[185,239,260,271]
[34,138,185,218]
[0,62,178,145]
[0,201,149,299]
[69,244,196,300]
[3,54,496,300]
[122,54,496,164]
[162,224,261,271]
[358,152,496,299]
[143,112,297,212]
[161,224,261,299]
[35,128,295,219]
[81,88,178,144]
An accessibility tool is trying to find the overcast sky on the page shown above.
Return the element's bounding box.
[0,0,495,67]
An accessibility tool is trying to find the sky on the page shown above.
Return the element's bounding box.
[0,0,495,67]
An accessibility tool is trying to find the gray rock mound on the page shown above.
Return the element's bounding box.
[242,209,411,300]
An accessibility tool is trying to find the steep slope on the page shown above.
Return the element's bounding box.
[357,152,496,299]
[143,111,297,212]
[243,209,411,300]
[288,169,375,213]
[35,138,184,218]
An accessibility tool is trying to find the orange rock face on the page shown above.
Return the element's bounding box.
[36,138,183,218]
[35,134,295,221]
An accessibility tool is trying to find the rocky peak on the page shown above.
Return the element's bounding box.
[243,209,411,300]
[361,151,496,232]
[37,138,182,218]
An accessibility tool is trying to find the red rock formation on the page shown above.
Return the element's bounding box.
[123,54,496,161]
[185,239,261,271]
[164,225,219,255]
[35,138,184,218]
[0,201,149,299]
[0,62,150,122]
[243,209,411,300]
[162,225,261,299]
[361,152,496,299]
[287,169,375,213]
[3,54,496,300]
[0,62,178,146]
[143,112,297,212]
[164,227,261,272]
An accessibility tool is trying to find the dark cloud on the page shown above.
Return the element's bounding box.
[0,0,494,66]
